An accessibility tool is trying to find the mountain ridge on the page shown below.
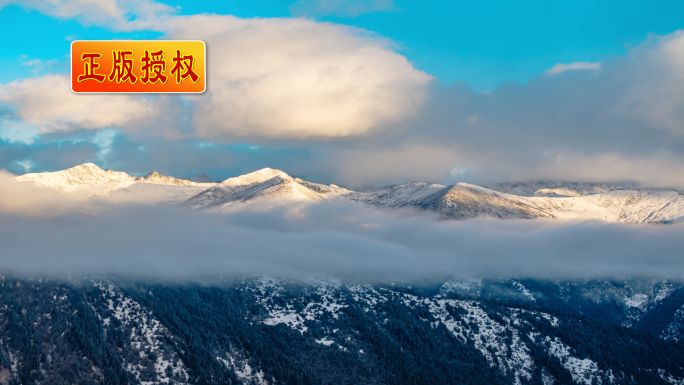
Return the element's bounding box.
[13,163,684,223]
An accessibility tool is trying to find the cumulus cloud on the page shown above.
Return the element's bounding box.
[0,75,156,133]
[355,31,684,188]
[153,15,432,139]
[617,31,684,135]
[2,2,433,140]
[289,0,399,17]
[0,74,187,138]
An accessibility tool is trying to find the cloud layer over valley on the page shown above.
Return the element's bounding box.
[2,172,684,282]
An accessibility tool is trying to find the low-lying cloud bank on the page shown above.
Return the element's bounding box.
[0,170,92,216]
[1,176,683,282]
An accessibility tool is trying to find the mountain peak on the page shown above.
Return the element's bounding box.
[55,163,112,177]
[16,162,135,191]
[144,171,162,178]
[183,168,352,211]
[188,174,214,183]
[71,162,103,172]
[138,171,209,186]
[219,168,292,187]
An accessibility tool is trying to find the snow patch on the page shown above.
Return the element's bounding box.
[624,293,648,308]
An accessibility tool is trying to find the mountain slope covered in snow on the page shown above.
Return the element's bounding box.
[183,168,351,212]
[347,181,684,223]
[16,163,216,204]
[13,163,684,223]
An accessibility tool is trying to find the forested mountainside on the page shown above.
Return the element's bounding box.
[2,276,684,385]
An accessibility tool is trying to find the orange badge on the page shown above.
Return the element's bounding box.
[71,41,205,93]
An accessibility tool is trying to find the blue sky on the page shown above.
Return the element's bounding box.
[3,0,684,187]
[3,0,684,89]
[0,5,162,84]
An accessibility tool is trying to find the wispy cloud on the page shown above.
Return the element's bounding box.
[289,0,399,17]
[0,0,177,31]
[544,61,601,75]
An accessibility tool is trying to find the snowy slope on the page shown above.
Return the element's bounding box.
[16,163,216,204]
[418,183,555,220]
[349,180,684,223]
[512,188,684,223]
[16,163,137,192]
[139,171,205,186]
[347,182,560,220]
[14,163,684,223]
[485,181,631,197]
[184,168,351,212]
[345,181,446,208]
[347,181,558,219]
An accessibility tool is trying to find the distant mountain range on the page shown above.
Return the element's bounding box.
[16,163,684,223]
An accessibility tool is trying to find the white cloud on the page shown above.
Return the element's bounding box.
[544,61,601,75]
[0,0,176,30]
[326,144,465,186]
[9,159,36,173]
[0,74,158,133]
[289,0,398,17]
[156,15,433,139]
[2,1,433,140]
[484,152,684,189]
[616,31,684,135]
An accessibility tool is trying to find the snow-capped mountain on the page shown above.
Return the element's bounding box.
[13,163,684,223]
[16,163,137,192]
[183,168,350,212]
[187,173,214,183]
[484,181,635,197]
[16,163,216,205]
[353,181,684,223]
[348,182,555,219]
